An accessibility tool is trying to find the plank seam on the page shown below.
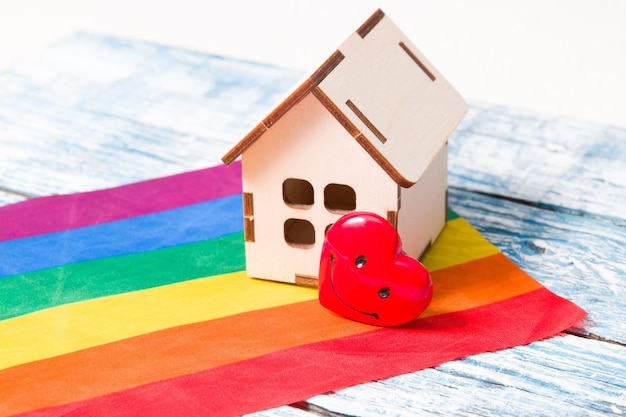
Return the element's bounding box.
[290,401,347,417]
[449,186,626,227]
[563,329,626,348]
[0,186,34,199]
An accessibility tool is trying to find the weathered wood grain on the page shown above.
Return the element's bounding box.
[0,33,300,198]
[0,94,234,196]
[0,32,300,140]
[449,102,626,225]
[306,335,626,416]
[1,33,624,417]
[448,187,626,344]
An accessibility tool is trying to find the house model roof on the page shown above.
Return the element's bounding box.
[222,9,467,187]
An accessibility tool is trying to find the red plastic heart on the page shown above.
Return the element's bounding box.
[318,212,433,326]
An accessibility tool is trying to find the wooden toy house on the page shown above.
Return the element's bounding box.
[222,9,467,286]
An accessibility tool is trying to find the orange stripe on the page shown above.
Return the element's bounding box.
[0,301,371,416]
[0,253,541,415]
[424,253,543,317]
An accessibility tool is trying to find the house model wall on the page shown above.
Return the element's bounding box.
[222,9,467,286]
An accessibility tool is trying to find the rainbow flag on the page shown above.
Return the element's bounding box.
[0,160,585,416]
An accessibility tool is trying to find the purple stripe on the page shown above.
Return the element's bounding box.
[0,162,241,242]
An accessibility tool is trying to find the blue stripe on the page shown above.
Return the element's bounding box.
[0,194,243,277]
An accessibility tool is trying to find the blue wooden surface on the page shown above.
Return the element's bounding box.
[307,335,626,416]
[0,33,624,416]
[0,32,300,202]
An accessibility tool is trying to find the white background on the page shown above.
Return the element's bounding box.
[1,0,624,128]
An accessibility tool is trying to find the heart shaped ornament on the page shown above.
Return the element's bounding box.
[318,212,433,326]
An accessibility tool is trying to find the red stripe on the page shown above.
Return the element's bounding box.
[19,287,585,417]
[0,162,241,242]
[0,252,537,416]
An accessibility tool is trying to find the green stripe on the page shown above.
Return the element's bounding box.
[447,207,460,221]
[0,232,245,321]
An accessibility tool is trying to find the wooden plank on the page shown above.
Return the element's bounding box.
[448,187,626,344]
[0,32,301,142]
[449,101,626,224]
[2,32,624,417]
[0,33,301,201]
[306,335,626,416]
[0,95,233,197]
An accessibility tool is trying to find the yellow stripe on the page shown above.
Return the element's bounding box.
[0,271,317,370]
[1,217,497,371]
[421,217,501,271]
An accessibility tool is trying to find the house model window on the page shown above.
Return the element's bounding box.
[284,218,315,248]
[221,9,467,286]
[324,184,356,212]
[283,178,314,208]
